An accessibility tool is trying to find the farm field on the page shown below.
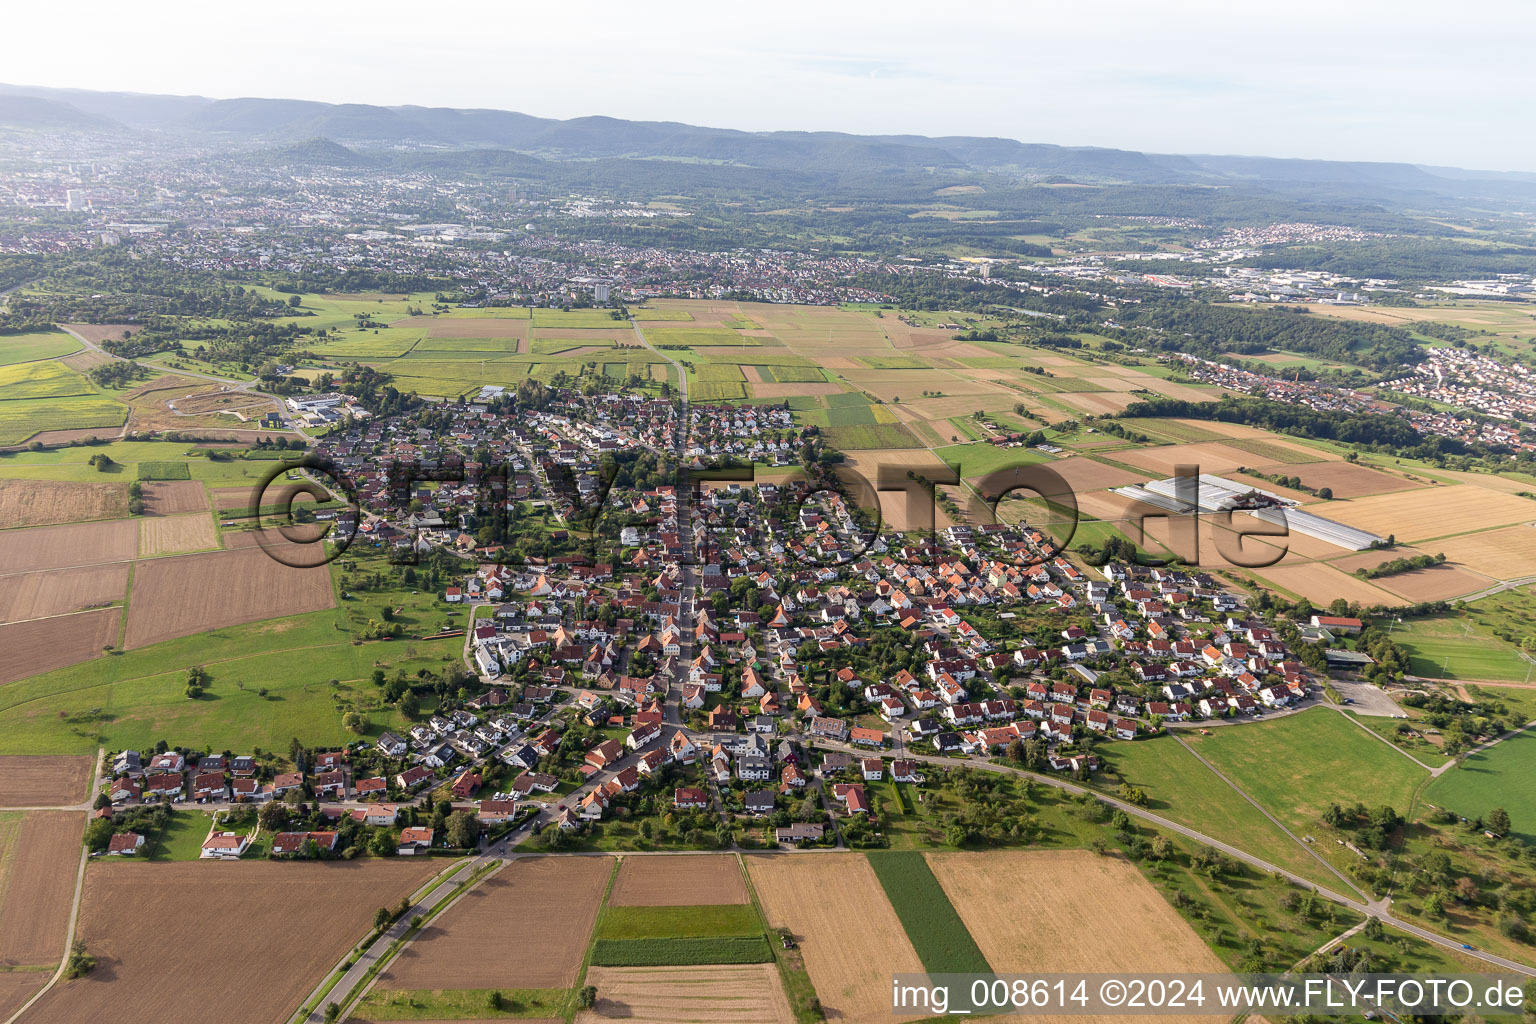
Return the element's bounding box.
[1388,614,1535,682]
[607,853,747,905]
[0,608,120,685]
[0,396,127,447]
[1184,709,1427,868]
[140,479,208,515]
[0,563,129,623]
[0,518,139,573]
[866,851,989,975]
[746,853,926,1024]
[0,972,47,1022]
[0,478,129,527]
[0,330,82,366]
[378,856,611,991]
[1318,484,1536,543]
[137,513,219,557]
[121,546,335,648]
[0,755,93,806]
[576,964,792,1024]
[1424,730,1536,843]
[21,860,437,1024]
[0,811,84,966]
[0,360,97,400]
[1434,524,1536,580]
[927,850,1227,1023]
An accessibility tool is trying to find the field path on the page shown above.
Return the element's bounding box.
[1,748,102,1024]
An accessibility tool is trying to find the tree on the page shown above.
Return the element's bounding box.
[324,1002,341,1023]
[445,810,481,849]
[1423,891,1446,918]
[578,985,598,1009]
[65,940,96,979]
[399,690,420,719]
[374,906,392,929]
[1149,835,1173,861]
[343,712,366,734]
[83,817,116,852]
[1488,807,1512,836]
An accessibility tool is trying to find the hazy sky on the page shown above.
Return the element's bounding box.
[12,0,1536,170]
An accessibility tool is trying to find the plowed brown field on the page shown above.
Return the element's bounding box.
[0,519,138,573]
[0,811,83,966]
[122,547,334,649]
[379,856,611,990]
[0,608,120,684]
[0,756,93,806]
[0,564,128,623]
[140,480,208,515]
[22,860,438,1024]
[608,854,747,905]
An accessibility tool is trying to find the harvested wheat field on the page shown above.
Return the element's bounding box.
[928,850,1226,1024]
[1434,524,1536,579]
[0,518,138,573]
[1377,564,1492,602]
[380,856,611,991]
[1260,461,1418,499]
[577,964,792,1024]
[1320,484,1536,542]
[1252,563,1407,607]
[138,513,218,557]
[1115,442,1260,478]
[22,859,438,1024]
[423,317,530,339]
[59,323,138,346]
[0,479,128,527]
[121,547,334,649]
[140,480,208,515]
[0,608,120,685]
[0,811,84,966]
[608,854,748,906]
[0,563,128,623]
[0,756,93,806]
[747,853,925,1024]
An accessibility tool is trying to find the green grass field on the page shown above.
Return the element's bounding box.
[145,809,215,861]
[0,396,127,445]
[529,310,626,328]
[529,337,616,355]
[137,461,192,480]
[691,381,748,400]
[630,308,691,321]
[0,360,97,400]
[647,328,760,348]
[1390,615,1534,682]
[858,355,930,369]
[1185,709,1427,872]
[866,851,991,975]
[0,330,83,366]
[594,904,761,940]
[822,423,921,450]
[1424,729,1536,843]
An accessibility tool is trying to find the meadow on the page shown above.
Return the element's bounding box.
[1423,730,1536,843]
[0,330,83,366]
[0,396,127,446]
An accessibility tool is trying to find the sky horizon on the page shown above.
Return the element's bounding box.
[11,0,1536,172]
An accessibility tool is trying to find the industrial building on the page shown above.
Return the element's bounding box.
[1112,473,1383,551]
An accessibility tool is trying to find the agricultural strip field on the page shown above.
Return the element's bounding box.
[0,518,139,573]
[138,513,219,557]
[0,755,93,806]
[927,850,1227,1024]
[0,396,126,447]
[378,855,611,990]
[0,811,84,966]
[866,852,990,976]
[746,853,927,1024]
[0,563,129,623]
[607,853,747,905]
[576,964,792,1024]
[22,860,438,1024]
[0,608,120,685]
[590,903,769,966]
[121,546,335,649]
[1184,709,1427,867]
[1424,730,1536,844]
[0,330,82,366]
[140,480,208,515]
[0,479,129,527]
